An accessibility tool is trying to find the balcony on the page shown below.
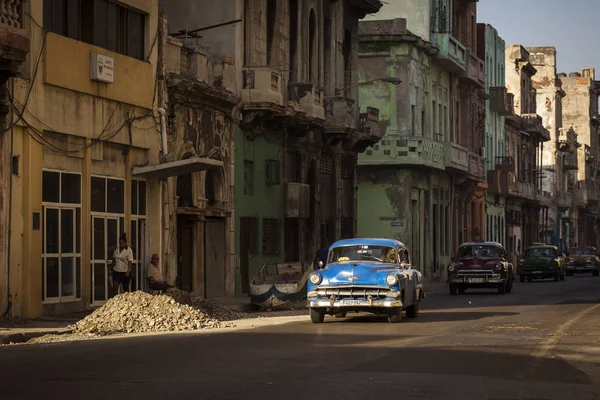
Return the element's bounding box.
[288,82,325,120]
[588,180,599,203]
[284,183,310,219]
[468,152,486,181]
[487,170,508,195]
[166,38,238,101]
[359,136,444,170]
[241,66,284,111]
[574,184,588,207]
[489,87,513,116]
[556,191,572,209]
[459,51,485,88]
[350,107,382,153]
[324,96,356,134]
[521,114,551,141]
[495,156,515,173]
[0,0,29,78]
[443,142,469,173]
[430,33,467,72]
[517,181,535,200]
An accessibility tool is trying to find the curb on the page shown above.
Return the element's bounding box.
[0,329,72,345]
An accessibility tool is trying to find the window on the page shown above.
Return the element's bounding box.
[42,171,82,302]
[265,159,281,185]
[262,218,280,255]
[243,160,254,195]
[131,180,147,216]
[44,0,146,60]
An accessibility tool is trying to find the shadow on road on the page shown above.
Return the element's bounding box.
[330,310,519,324]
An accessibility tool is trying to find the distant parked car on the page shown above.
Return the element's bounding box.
[566,246,600,277]
[518,245,565,282]
[306,238,424,323]
[447,241,514,295]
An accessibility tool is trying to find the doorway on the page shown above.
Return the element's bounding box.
[177,215,194,292]
[90,216,122,306]
[205,218,226,298]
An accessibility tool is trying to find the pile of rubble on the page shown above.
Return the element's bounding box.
[69,289,247,336]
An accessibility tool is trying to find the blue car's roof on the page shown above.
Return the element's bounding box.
[330,238,406,248]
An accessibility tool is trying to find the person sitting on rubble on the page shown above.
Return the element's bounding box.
[147,254,174,292]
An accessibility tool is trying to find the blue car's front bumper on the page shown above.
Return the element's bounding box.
[306,285,402,308]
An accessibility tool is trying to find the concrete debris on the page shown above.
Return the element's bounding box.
[69,290,247,336]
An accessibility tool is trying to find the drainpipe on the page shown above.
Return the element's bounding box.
[3,77,14,317]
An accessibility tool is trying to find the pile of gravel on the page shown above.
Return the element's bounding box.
[69,290,245,336]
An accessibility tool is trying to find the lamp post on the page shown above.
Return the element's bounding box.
[335,76,402,96]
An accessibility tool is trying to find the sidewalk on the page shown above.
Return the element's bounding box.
[0,320,73,345]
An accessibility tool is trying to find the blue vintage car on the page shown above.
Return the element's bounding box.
[307,238,425,323]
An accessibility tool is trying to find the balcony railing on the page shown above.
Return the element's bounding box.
[359,136,445,170]
[1,0,23,29]
[430,32,467,72]
[521,113,551,141]
[517,181,535,200]
[468,152,486,181]
[459,51,485,87]
[324,96,356,133]
[574,183,588,207]
[495,156,515,172]
[489,87,513,116]
[556,191,572,209]
[444,142,469,173]
[241,66,284,107]
[288,82,325,120]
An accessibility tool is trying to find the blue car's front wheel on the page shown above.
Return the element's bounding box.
[310,308,325,323]
[387,307,402,323]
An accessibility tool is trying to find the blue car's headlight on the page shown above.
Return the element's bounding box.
[385,274,398,285]
[309,273,322,285]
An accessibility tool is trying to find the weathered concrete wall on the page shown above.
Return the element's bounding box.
[528,47,561,196]
[363,0,431,42]
[505,45,537,115]
[561,70,595,181]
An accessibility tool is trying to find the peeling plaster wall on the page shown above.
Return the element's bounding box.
[528,47,561,197]
[561,71,595,181]
[505,45,537,116]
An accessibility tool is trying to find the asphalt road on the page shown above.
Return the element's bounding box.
[1,277,600,400]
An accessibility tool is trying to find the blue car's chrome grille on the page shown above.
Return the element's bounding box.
[314,285,393,299]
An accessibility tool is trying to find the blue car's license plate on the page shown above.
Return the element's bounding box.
[340,300,362,306]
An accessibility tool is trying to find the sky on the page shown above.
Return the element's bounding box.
[477,0,600,74]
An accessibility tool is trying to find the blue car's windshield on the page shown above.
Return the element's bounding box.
[328,245,396,264]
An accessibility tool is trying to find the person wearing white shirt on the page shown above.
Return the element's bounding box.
[112,234,134,297]
[147,254,173,291]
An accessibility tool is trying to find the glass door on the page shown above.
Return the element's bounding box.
[91,216,120,306]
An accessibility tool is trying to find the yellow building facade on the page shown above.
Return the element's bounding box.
[1,0,162,318]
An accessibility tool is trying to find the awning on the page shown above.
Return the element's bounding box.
[132,157,223,180]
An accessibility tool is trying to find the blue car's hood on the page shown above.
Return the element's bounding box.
[315,262,399,287]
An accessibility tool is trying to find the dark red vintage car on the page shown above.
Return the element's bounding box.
[447,242,515,295]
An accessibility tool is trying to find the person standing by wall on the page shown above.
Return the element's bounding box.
[112,234,133,297]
